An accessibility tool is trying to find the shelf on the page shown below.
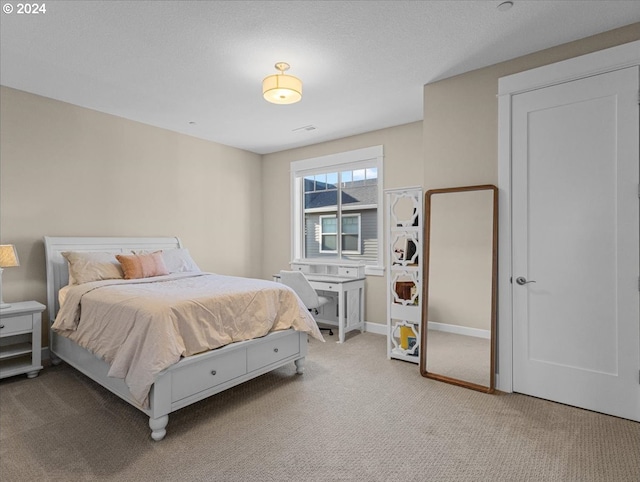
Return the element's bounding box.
[0,355,34,376]
[390,348,420,364]
[0,342,32,360]
[390,264,419,270]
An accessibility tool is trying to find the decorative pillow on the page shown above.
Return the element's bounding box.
[116,252,169,280]
[62,251,124,285]
[132,248,201,273]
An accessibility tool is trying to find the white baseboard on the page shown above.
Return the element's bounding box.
[364,321,491,340]
[364,322,386,335]
[366,321,489,339]
[427,321,490,339]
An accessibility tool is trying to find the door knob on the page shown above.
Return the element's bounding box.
[515,276,536,285]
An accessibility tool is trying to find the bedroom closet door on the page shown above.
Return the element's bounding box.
[511,66,640,421]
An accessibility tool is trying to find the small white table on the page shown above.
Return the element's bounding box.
[0,301,45,379]
[274,274,365,343]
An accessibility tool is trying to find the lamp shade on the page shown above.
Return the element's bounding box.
[263,62,302,105]
[0,245,20,268]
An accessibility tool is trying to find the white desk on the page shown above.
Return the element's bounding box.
[274,273,365,343]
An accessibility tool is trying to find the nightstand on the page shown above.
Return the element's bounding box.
[0,301,45,379]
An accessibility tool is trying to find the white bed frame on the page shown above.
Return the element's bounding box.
[44,236,307,441]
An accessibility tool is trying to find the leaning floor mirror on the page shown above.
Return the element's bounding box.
[419,185,498,393]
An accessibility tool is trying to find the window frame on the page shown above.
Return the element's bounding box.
[290,145,384,276]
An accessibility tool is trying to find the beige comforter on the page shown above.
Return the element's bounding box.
[53,273,323,408]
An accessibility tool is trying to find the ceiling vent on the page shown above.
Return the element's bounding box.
[292,125,317,132]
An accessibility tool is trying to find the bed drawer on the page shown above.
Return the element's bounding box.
[171,348,247,401]
[247,333,299,372]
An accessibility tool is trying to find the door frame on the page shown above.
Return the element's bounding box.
[496,40,640,393]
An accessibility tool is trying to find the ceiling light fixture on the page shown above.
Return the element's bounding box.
[263,62,302,105]
[497,1,514,11]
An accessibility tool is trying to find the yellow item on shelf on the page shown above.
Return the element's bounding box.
[400,325,414,349]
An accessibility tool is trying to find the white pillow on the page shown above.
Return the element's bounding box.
[62,251,124,285]
[133,248,201,273]
[162,248,201,273]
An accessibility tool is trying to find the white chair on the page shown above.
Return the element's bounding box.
[280,270,333,336]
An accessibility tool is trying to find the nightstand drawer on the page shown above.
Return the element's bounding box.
[0,315,32,336]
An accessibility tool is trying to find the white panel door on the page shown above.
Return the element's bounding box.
[512,66,639,421]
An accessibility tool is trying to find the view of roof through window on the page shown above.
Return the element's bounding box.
[304,168,378,192]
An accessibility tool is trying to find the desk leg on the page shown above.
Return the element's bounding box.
[338,289,345,343]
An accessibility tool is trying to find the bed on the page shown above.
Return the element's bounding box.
[44,236,322,441]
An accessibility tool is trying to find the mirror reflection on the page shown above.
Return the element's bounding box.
[420,185,497,393]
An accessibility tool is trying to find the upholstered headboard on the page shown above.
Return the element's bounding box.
[44,236,182,322]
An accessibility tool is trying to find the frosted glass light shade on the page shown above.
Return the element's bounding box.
[263,73,302,104]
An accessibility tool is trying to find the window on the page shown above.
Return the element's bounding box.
[319,214,361,254]
[319,215,337,252]
[341,214,361,253]
[291,145,384,275]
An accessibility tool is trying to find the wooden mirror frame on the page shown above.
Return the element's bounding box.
[419,184,498,393]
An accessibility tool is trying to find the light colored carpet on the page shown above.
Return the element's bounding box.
[1,332,639,481]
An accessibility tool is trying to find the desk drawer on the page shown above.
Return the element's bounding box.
[171,348,247,401]
[291,264,311,273]
[247,333,299,372]
[0,315,32,336]
[310,281,337,291]
[338,267,357,277]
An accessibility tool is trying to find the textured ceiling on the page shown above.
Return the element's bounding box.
[1,1,639,154]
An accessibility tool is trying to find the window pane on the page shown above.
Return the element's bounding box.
[366,168,377,179]
[326,172,338,189]
[321,217,337,233]
[315,173,327,190]
[341,170,352,183]
[304,212,336,258]
[304,176,314,193]
[353,169,365,182]
[342,234,359,251]
[322,235,337,251]
[305,190,337,210]
[342,217,358,234]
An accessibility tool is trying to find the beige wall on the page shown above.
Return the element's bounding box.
[261,121,424,325]
[422,23,640,330]
[0,86,263,338]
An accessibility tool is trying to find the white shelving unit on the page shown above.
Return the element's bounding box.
[385,187,423,364]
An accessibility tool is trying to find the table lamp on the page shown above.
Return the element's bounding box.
[0,244,20,309]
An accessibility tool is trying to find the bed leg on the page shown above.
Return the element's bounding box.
[50,353,62,366]
[149,415,169,441]
[294,357,305,374]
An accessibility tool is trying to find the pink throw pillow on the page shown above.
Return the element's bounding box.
[116,252,169,280]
